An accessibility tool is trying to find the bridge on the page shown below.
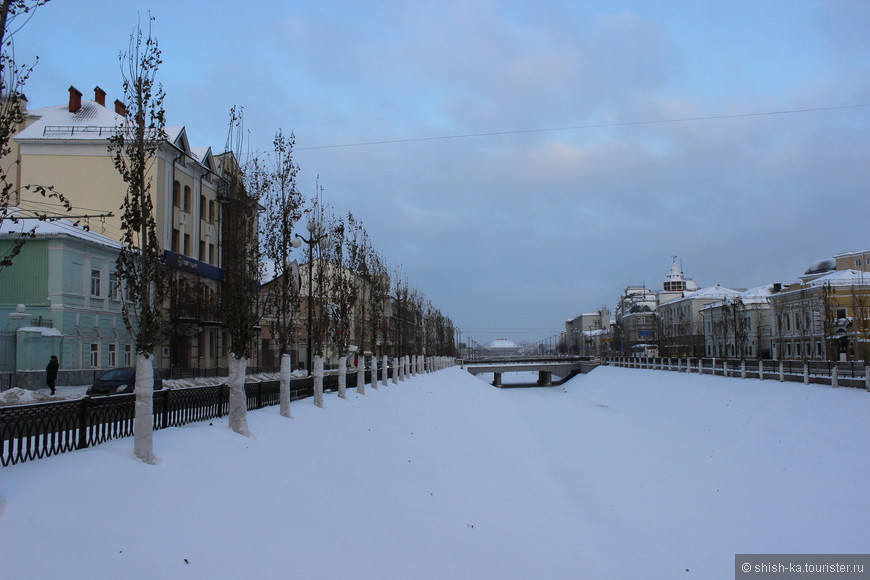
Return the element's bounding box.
[461,357,599,387]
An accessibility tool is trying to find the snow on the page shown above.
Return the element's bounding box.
[2,365,869,579]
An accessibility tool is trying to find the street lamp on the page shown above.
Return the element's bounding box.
[295,219,328,374]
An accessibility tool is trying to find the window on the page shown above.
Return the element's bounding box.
[184,185,192,212]
[200,195,206,221]
[173,180,181,208]
[109,272,120,301]
[199,240,206,262]
[172,229,180,253]
[89,343,99,367]
[837,308,847,319]
[184,233,191,256]
[209,244,215,265]
[209,200,216,224]
[857,259,863,267]
[124,344,133,366]
[108,343,117,367]
[91,269,102,297]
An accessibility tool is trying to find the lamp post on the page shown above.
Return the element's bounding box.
[295,219,328,374]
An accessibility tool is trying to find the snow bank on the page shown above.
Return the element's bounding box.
[1,366,868,579]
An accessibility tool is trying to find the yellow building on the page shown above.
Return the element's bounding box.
[8,85,230,370]
[770,269,870,362]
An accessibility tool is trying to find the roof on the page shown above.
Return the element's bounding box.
[15,100,126,141]
[1,210,122,250]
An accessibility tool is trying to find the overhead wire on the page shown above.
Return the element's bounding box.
[296,103,870,151]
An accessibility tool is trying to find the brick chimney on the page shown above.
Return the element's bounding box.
[94,86,106,106]
[68,85,82,113]
[114,99,127,117]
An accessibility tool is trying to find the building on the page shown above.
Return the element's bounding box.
[8,85,237,371]
[657,285,742,357]
[0,216,131,387]
[564,308,610,354]
[770,269,870,362]
[701,284,777,359]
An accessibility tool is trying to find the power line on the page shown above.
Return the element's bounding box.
[297,103,870,151]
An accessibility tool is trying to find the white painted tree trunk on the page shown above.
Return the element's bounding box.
[228,354,251,436]
[356,354,365,395]
[313,355,325,408]
[392,358,399,384]
[133,353,159,464]
[381,355,388,387]
[279,353,293,418]
[338,356,347,399]
[398,356,405,382]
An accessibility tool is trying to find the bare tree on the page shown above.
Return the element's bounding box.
[261,129,303,417]
[108,14,167,464]
[219,107,264,436]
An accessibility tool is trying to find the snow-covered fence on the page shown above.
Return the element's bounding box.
[605,357,869,390]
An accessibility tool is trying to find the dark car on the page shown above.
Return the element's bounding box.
[86,367,163,396]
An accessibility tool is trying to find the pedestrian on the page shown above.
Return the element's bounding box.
[46,355,59,395]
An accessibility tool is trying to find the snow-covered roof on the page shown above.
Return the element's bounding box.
[0,210,121,250]
[15,101,125,141]
[805,269,870,287]
[485,339,520,350]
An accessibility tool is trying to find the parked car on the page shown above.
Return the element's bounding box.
[86,368,163,396]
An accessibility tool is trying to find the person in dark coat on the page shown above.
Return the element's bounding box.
[46,355,59,395]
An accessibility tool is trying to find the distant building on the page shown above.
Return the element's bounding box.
[484,338,521,358]
[565,308,610,354]
[657,285,742,357]
[701,285,777,359]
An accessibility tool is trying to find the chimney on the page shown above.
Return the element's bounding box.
[114,99,127,117]
[68,85,82,113]
[94,86,106,106]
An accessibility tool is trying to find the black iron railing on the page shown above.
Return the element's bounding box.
[0,375,333,467]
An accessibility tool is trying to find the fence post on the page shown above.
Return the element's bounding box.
[382,356,388,387]
[803,361,809,385]
[831,365,839,388]
[741,359,746,379]
[759,360,764,381]
[779,361,784,382]
[76,397,90,450]
[698,359,703,374]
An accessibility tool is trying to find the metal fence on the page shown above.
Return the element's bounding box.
[0,370,371,467]
[606,357,870,389]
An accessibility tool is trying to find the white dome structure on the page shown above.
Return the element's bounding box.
[484,338,521,357]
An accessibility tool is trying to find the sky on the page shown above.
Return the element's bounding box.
[10,0,870,346]
[3,366,870,579]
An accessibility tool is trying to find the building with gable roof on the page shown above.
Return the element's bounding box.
[5,85,245,372]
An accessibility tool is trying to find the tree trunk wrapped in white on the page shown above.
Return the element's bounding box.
[381,355,388,387]
[398,356,405,382]
[279,353,293,418]
[356,354,365,395]
[338,356,347,399]
[228,354,251,436]
[132,354,158,464]
[313,355,325,407]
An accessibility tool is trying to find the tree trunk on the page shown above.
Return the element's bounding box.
[356,354,365,395]
[133,353,159,464]
[337,356,347,399]
[313,355,324,408]
[228,354,251,436]
[279,353,293,418]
